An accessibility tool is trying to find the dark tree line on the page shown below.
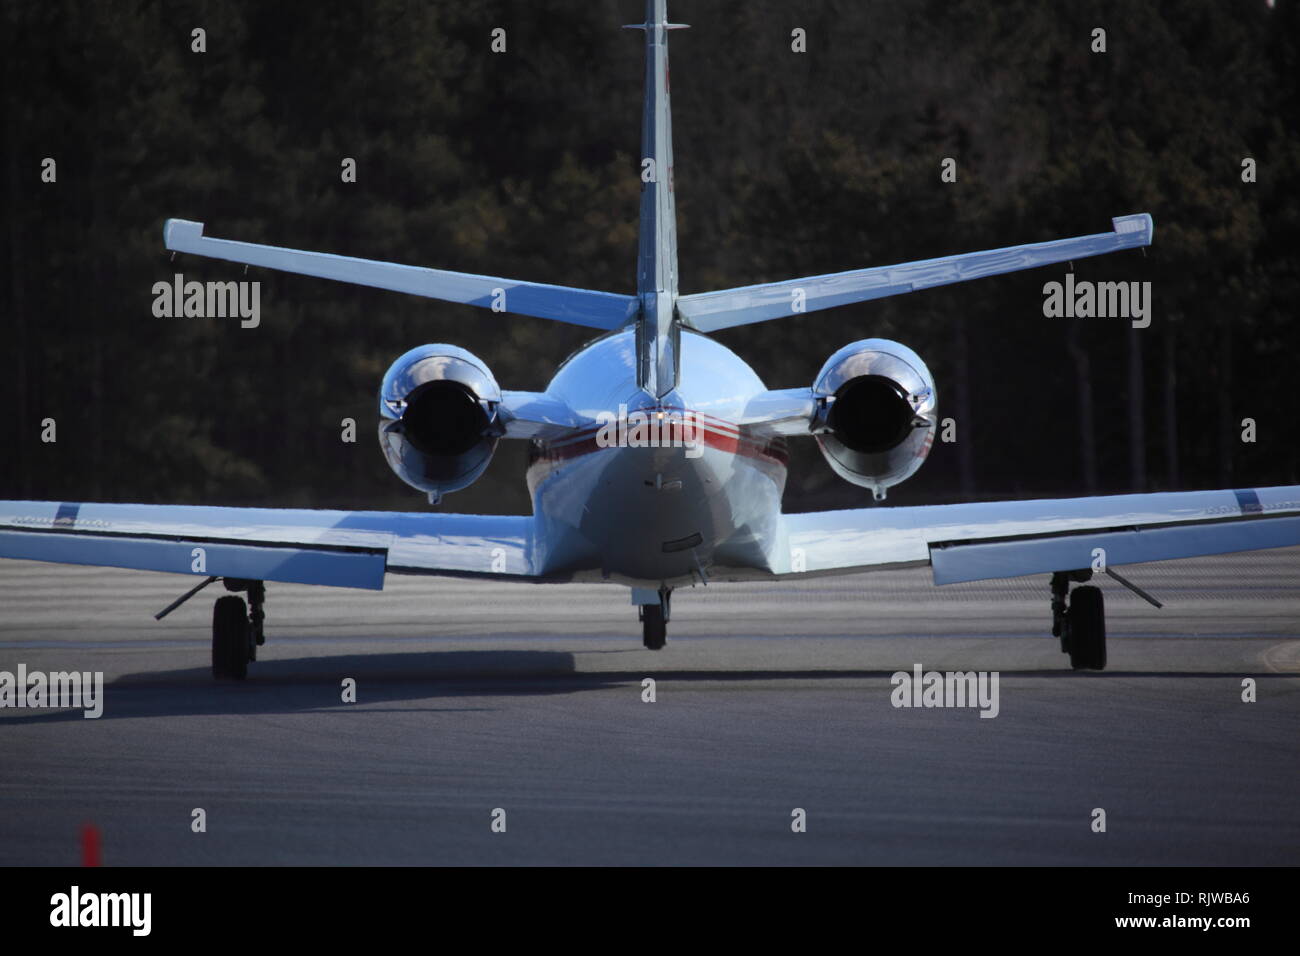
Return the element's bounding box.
[3,0,1297,514]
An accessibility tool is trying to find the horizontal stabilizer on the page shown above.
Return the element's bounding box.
[677,214,1154,332]
[163,219,638,330]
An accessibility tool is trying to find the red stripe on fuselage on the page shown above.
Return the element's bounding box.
[528,414,788,468]
[545,406,742,448]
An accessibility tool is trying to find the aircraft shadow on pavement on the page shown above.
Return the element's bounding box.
[0,649,625,723]
[0,644,1280,725]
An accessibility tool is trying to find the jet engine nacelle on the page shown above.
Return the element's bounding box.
[812,338,937,500]
[378,344,501,503]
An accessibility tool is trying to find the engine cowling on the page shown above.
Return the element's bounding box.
[378,344,501,503]
[812,339,937,500]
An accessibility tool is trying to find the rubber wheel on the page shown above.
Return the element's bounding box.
[1067,585,1106,671]
[213,595,251,680]
[642,604,667,650]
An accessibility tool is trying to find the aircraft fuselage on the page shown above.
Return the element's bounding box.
[527,328,787,586]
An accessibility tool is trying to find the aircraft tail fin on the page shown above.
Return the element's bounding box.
[630,0,687,397]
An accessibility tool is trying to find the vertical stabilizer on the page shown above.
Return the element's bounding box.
[627,0,687,396]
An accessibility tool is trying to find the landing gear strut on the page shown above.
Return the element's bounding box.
[1051,571,1105,671]
[639,587,671,650]
[156,576,268,680]
[239,579,267,650]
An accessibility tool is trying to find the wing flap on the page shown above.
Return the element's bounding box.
[930,515,1300,585]
[0,529,387,589]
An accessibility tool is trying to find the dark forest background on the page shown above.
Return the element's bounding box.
[3,0,1297,515]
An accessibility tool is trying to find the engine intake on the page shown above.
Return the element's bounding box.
[813,339,937,500]
[378,344,501,503]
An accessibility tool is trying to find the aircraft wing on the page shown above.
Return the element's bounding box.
[0,501,547,588]
[677,214,1153,331]
[163,219,638,330]
[776,486,1300,582]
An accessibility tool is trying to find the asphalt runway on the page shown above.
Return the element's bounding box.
[1,548,1298,866]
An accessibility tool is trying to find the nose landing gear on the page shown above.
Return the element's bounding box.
[636,586,672,650]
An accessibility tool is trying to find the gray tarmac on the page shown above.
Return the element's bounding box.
[1,548,1298,866]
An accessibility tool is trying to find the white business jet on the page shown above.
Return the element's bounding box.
[3,1,1297,677]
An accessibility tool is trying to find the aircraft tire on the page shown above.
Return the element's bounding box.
[213,595,251,680]
[1067,585,1106,671]
[642,604,667,650]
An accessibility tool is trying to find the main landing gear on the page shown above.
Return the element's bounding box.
[1050,565,1164,671]
[637,587,672,650]
[155,576,267,681]
[212,579,265,680]
[1051,570,1105,670]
